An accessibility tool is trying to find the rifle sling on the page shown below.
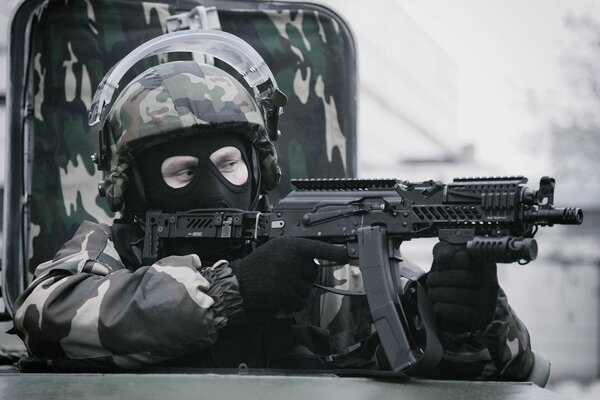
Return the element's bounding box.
[402,282,443,376]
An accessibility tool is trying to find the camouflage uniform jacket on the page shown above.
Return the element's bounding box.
[13,221,533,379]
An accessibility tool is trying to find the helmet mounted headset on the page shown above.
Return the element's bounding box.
[88,30,287,213]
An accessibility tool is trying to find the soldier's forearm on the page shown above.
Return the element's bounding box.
[13,262,226,368]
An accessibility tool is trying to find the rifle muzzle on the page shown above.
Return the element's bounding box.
[525,207,583,225]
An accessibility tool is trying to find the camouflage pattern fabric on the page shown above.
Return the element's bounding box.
[103,60,279,211]
[28,0,355,272]
[107,62,265,158]
[12,221,243,369]
[311,262,533,379]
[13,221,533,379]
[431,289,534,380]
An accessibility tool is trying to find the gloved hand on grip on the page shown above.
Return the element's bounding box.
[426,241,500,333]
[230,237,349,314]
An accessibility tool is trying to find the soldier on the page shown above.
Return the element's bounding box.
[12,60,533,379]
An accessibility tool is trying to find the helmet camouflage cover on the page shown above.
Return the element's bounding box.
[103,60,281,211]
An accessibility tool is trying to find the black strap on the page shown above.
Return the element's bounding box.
[313,283,365,296]
[282,334,378,369]
[403,282,443,376]
[111,221,144,269]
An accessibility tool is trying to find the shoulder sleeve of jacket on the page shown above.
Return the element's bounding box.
[431,287,534,380]
[12,222,243,370]
[32,221,124,279]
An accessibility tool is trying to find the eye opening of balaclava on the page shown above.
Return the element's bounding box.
[136,131,256,213]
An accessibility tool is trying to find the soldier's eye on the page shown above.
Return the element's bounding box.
[175,167,196,179]
[161,156,199,188]
[217,159,239,172]
[210,146,248,185]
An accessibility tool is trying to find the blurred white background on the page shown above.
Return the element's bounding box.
[321,1,600,398]
[1,0,599,398]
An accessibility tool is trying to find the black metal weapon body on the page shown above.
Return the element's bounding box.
[142,176,583,374]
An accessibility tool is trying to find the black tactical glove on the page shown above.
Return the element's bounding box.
[231,237,349,314]
[426,241,500,333]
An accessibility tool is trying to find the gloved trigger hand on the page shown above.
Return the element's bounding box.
[231,237,348,314]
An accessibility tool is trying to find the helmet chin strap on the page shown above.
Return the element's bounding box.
[122,161,148,221]
[249,147,262,211]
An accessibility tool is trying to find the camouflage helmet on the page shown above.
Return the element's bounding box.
[101,60,282,212]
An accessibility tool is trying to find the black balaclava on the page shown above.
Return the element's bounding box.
[135,132,255,263]
[138,132,253,213]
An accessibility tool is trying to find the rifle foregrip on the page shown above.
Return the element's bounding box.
[466,237,538,263]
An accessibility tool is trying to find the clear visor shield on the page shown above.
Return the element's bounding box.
[88,29,281,128]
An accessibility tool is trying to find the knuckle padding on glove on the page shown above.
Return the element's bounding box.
[426,270,495,289]
[290,238,349,263]
[427,287,491,306]
[431,241,457,263]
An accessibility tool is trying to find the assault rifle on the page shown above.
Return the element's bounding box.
[142,176,583,375]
